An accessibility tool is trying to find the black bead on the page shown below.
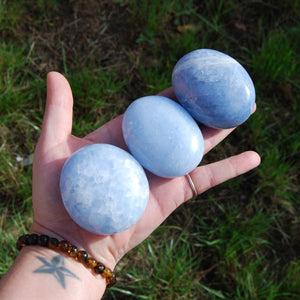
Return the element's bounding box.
[48,237,59,249]
[68,246,78,257]
[29,234,38,245]
[16,240,23,250]
[18,235,25,244]
[19,234,30,245]
[94,263,105,274]
[38,235,49,246]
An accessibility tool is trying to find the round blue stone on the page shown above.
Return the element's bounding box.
[122,95,204,178]
[172,49,256,129]
[60,144,149,235]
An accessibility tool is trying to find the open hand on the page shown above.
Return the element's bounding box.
[31,71,261,270]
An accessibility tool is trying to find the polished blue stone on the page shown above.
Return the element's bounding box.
[60,144,149,235]
[122,95,204,178]
[172,49,256,129]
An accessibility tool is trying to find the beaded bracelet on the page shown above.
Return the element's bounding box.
[16,233,116,287]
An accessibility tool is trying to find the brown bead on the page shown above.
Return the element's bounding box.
[94,263,105,274]
[86,257,97,268]
[38,235,49,246]
[58,240,71,252]
[102,267,112,278]
[48,237,59,249]
[68,246,78,257]
[106,273,116,287]
[76,250,88,263]
[16,233,116,287]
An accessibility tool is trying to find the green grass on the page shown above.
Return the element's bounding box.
[113,227,208,299]
[252,29,298,84]
[1,0,299,299]
[68,67,128,136]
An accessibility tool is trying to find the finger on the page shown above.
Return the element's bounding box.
[201,103,257,153]
[157,86,237,153]
[158,87,177,100]
[41,72,74,146]
[185,151,261,200]
[85,88,177,146]
[202,126,236,154]
[84,115,128,149]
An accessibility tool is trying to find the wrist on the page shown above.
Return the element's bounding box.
[0,245,107,300]
[17,233,116,287]
[30,223,118,271]
[23,245,107,290]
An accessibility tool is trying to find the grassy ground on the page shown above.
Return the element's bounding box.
[0,0,299,299]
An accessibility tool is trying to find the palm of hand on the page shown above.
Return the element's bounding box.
[31,72,260,269]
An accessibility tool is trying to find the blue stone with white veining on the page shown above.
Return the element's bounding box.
[60,144,149,235]
[122,95,204,178]
[172,49,256,129]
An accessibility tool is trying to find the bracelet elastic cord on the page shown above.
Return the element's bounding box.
[16,233,116,287]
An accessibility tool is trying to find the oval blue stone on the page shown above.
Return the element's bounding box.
[172,49,256,129]
[122,95,204,178]
[60,144,149,235]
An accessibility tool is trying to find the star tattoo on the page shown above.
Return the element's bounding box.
[33,255,80,288]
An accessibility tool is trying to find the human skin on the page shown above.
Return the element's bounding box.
[0,72,261,299]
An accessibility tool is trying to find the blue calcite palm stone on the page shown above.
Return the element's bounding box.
[122,95,204,178]
[172,49,255,129]
[60,144,149,235]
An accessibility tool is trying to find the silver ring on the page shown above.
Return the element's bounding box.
[186,174,197,198]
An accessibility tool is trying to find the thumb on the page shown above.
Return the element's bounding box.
[41,71,74,146]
